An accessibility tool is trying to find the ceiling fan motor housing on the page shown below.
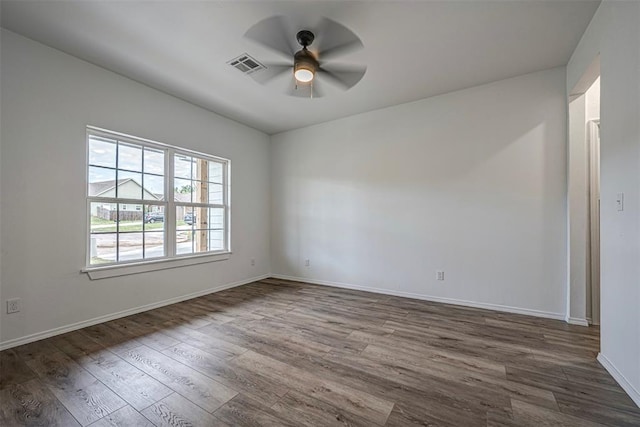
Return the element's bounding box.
[294,48,319,82]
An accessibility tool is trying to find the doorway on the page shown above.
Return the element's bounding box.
[567,57,600,328]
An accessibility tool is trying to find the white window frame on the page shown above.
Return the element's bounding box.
[83,126,231,279]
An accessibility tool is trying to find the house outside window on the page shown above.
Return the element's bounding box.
[86,127,229,267]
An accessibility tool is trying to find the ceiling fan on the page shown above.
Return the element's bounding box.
[244,16,367,98]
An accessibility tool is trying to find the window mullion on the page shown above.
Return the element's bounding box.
[87,196,150,205]
[167,149,176,257]
[225,160,230,252]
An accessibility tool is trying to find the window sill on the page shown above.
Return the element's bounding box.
[82,252,231,280]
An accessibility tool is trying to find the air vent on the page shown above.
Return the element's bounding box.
[228,53,266,74]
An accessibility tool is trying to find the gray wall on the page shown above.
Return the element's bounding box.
[271,67,568,319]
[0,30,271,346]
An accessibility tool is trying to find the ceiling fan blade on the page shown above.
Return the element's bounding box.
[245,15,296,60]
[310,79,325,98]
[318,65,366,90]
[249,63,292,85]
[314,17,364,61]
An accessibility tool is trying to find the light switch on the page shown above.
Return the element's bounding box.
[616,193,624,211]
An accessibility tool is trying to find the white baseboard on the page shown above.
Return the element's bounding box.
[598,353,640,408]
[270,274,566,321]
[566,317,590,326]
[0,273,270,351]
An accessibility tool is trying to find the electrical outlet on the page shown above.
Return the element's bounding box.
[250,258,255,266]
[436,271,445,281]
[304,259,310,267]
[6,298,21,314]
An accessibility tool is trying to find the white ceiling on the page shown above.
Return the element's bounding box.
[0,1,599,135]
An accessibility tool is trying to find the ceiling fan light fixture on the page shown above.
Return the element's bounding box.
[294,67,314,83]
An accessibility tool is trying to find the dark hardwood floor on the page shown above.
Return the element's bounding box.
[1,278,639,426]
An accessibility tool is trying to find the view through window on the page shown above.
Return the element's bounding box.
[87,128,229,266]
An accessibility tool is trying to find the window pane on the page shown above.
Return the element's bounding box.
[118,142,142,172]
[143,147,164,175]
[90,233,117,264]
[118,232,143,262]
[177,206,194,254]
[208,161,223,184]
[193,229,210,253]
[209,207,224,229]
[143,174,164,200]
[208,229,225,251]
[90,202,117,233]
[208,183,224,205]
[176,228,193,255]
[179,206,196,228]
[117,207,143,231]
[174,178,193,202]
[193,206,210,229]
[89,166,116,197]
[144,231,164,259]
[118,171,143,199]
[143,205,165,230]
[89,136,116,168]
[193,158,209,182]
[193,181,209,204]
[174,154,193,179]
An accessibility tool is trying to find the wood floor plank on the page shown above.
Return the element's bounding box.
[232,350,394,425]
[218,319,335,354]
[108,316,181,351]
[0,378,81,427]
[385,401,483,427]
[198,322,332,364]
[141,392,228,427]
[88,405,153,427]
[361,344,558,410]
[11,339,60,362]
[562,363,621,389]
[1,278,638,426]
[79,348,173,411]
[161,341,287,406]
[23,349,126,426]
[50,331,106,360]
[353,330,508,377]
[80,323,141,355]
[383,319,541,366]
[271,390,376,427]
[506,365,638,412]
[121,345,238,413]
[322,347,512,418]
[510,399,606,426]
[213,393,298,427]
[486,409,523,427]
[554,391,640,427]
[0,349,36,390]
[159,321,247,360]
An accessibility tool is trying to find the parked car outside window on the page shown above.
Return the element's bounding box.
[184,212,197,225]
[144,212,164,223]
